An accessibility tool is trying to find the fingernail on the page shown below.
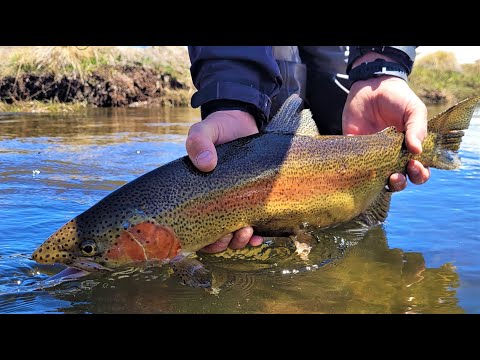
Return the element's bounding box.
[416,139,423,153]
[409,165,420,176]
[196,150,213,165]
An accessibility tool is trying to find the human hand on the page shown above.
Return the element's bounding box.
[342,54,430,192]
[185,110,264,253]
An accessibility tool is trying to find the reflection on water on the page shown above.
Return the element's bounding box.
[0,105,478,313]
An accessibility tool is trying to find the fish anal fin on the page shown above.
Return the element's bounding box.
[354,188,392,227]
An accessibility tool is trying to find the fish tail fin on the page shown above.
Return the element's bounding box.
[423,96,480,170]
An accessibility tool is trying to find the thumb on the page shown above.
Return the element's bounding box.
[185,122,218,172]
[404,99,428,155]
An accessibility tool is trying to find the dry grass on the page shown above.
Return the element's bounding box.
[0,46,192,84]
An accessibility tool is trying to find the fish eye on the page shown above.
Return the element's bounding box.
[80,240,98,256]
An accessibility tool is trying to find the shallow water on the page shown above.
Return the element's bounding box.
[0,105,479,314]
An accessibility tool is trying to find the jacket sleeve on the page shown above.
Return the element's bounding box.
[188,46,283,120]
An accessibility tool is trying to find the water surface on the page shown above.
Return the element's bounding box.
[0,105,478,313]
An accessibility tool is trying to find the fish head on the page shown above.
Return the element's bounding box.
[32,206,182,271]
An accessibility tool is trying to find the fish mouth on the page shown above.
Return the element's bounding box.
[45,267,91,283]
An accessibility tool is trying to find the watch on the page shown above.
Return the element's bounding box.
[348,58,409,84]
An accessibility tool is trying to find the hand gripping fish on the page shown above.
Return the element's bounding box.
[32,94,480,286]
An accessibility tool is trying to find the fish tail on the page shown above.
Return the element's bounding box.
[419,96,480,170]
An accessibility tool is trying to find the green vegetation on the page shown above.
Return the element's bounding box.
[0,100,88,113]
[0,47,478,112]
[409,51,480,105]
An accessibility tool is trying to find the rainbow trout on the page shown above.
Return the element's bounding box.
[32,94,480,283]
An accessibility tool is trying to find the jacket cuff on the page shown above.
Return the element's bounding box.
[347,46,417,74]
[200,99,268,131]
[191,81,272,120]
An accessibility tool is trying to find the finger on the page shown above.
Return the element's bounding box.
[388,172,407,192]
[407,159,430,185]
[198,233,233,254]
[248,235,264,247]
[185,122,218,172]
[404,100,428,155]
[229,227,254,250]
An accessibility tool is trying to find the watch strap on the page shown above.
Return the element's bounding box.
[348,59,409,84]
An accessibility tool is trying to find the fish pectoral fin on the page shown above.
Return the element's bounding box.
[170,254,212,289]
[354,188,392,227]
[291,232,315,262]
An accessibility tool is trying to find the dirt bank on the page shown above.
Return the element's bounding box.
[0,47,477,111]
[0,46,194,109]
[0,65,193,107]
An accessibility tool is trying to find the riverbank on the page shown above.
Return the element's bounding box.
[0,46,194,112]
[0,47,478,112]
[410,51,480,104]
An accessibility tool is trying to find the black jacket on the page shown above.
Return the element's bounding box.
[188,46,416,135]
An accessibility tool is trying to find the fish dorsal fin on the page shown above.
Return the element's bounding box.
[265,94,320,136]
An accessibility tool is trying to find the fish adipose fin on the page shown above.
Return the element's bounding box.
[265,94,320,136]
[354,188,392,227]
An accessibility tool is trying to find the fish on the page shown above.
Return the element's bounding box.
[31,94,480,285]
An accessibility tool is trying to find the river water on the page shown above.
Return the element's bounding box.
[0,105,479,313]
